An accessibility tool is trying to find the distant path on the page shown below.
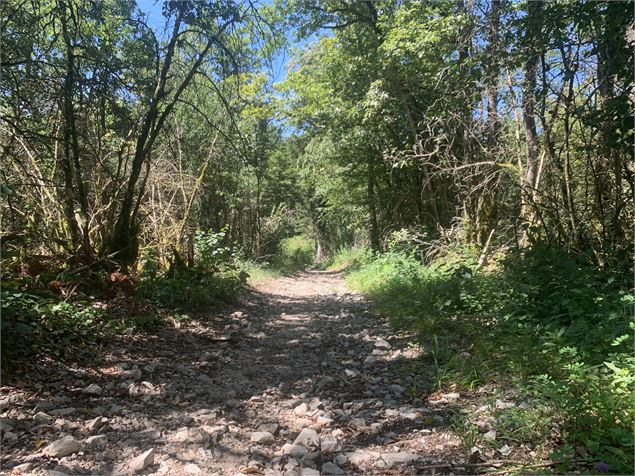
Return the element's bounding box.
[1,271,464,475]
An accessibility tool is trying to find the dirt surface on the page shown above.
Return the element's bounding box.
[1,271,467,475]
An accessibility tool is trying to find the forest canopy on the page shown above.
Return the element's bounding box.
[1,0,632,270]
[0,1,633,472]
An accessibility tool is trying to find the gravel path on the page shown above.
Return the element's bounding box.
[1,271,465,475]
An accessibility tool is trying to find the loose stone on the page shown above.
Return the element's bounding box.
[293,428,319,447]
[250,431,275,444]
[42,436,82,458]
[129,448,155,473]
[322,462,346,475]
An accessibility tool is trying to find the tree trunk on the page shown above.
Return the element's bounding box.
[368,153,381,252]
[59,0,91,261]
[519,1,543,246]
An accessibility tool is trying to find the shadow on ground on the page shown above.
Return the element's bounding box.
[1,271,466,475]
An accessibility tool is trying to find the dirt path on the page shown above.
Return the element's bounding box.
[1,271,465,475]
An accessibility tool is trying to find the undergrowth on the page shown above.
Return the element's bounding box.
[270,235,315,273]
[138,229,247,310]
[347,245,634,473]
[317,247,366,271]
[2,229,248,368]
[238,260,281,284]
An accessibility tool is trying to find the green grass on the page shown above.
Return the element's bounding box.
[239,260,281,284]
[317,246,367,271]
[347,247,634,473]
[273,235,315,272]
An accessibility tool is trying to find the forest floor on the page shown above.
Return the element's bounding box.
[1,271,469,475]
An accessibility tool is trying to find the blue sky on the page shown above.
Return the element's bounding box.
[135,0,303,85]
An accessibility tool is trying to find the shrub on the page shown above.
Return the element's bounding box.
[272,235,315,272]
[317,246,368,271]
[0,287,127,364]
[348,246,634,471]
[138,229,247,310]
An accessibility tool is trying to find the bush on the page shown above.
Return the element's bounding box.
[237,259,281,284]
[1,287,129,364]
[315,246,368,271]
[138,229,247,310]
[348,246,634,472]
[272,235,315,272]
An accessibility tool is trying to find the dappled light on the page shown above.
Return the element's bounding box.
[1,0,632,474]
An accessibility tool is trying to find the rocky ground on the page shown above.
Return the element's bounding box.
[1,271,471,475]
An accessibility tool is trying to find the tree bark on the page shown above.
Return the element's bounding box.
[368,153,381,252]
[59,0,91,261]
[519,1,543,246]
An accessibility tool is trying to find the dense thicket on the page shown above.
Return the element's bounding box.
[2,0,632,272]
[1,0,296,271]
[279,0,633,269]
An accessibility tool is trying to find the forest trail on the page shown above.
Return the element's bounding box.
[2,272,465,475]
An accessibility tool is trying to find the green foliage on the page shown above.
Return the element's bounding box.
[1,287,130,364]
[317,247,367,271]
[271,235,315,273]
[194,229,233,271]
[237,259,281,284]
[142,270,246,311]
[349,247,634,471]
[139,229,247,310]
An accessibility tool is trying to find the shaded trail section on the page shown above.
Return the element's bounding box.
[1,271,465,475]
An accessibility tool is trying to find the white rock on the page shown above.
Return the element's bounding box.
[86,416,108,433]
[82,384,102,395]
[350,418,366,430]
[293,428,319,447]
[483,430,497,441]
[293,403,308,416]
[300,469,320,476]
[11,462,34,473]
[86,434,107,446]
[250,431,274,444]
[381,452,420,467]
[33,412,54,424]
[344,369,360,378]
[499,444,512,456]
[316,416,334,427]
[442,392,460,401]
[320,435,340,453]
[322,462,346,475]
[495,399,514,410]
[42,436,82,458]
[281,444,308,458]
[129,448,155,473]
[346,449,379,467]
[184,463,201,474]
[258,423,279,434]
[375,338,391,349]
